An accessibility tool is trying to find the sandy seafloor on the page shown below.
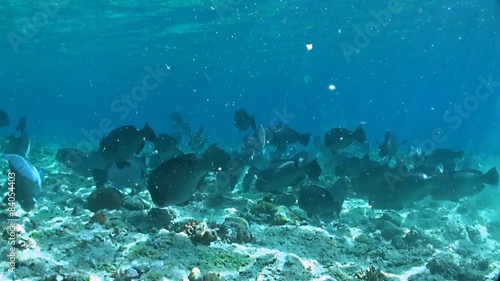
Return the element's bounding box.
[1,142,500,281]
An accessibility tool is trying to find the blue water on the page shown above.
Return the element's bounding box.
[1,0,499,153]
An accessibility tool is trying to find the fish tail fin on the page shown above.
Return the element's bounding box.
[250,116,257,132]
[306,158,322,180]
[329,177,349,206]
[16,116,27,132]
[298,133,311,147]
[142,122,157,142]
[484,167,499,186]
[352,125,366,143]
[92,169,108,188]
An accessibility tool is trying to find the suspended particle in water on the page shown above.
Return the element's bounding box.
[328,84,336,91]
[306,44,313,51]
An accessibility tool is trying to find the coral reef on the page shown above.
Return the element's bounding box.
[354,266,388,281]
[249,200,299,225]
[2,144,500,280]
[219,217,252,244]
[148,207,176,230]
[86,188,123,212]
[191,222,218,246]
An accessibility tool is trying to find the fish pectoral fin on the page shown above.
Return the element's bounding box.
[195,173,209,190]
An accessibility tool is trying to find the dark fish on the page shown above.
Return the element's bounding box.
[147,144,231,207]
[411,163,444,177]
[324,125,366,154]
[106,155,148,190]
[149,133,184,169]
[267,127,310,156]
[248,158,322,193]
[369,172,440,210]
[0,109,9,127]
[298,178,348,219]
[350,161,389,198]
[234,109,256,132]
[431,167,499,202]
[3,154,43,211]
[333,153,371,177]
[378,130,406,160]
[171,112,184,123]
[98,123,156,168]
[423,149,464,167]
[409,148,463,174]
[5,117,30,157]
[171,112,192,140]
[55,148,106,177]
[188,126,207,152]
